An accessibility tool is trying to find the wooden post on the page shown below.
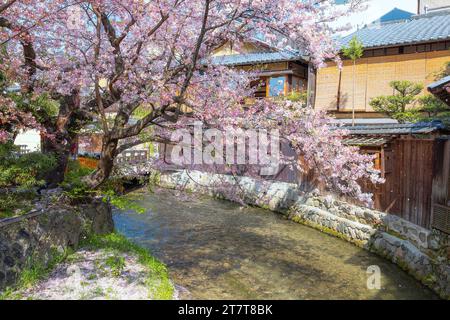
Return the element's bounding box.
[306,62,316,108]
[352,60,356,126]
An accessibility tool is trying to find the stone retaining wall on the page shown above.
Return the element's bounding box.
[0,198,114,291]
[154,169,450,299]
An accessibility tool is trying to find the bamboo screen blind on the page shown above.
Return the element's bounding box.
[315,50,450,111]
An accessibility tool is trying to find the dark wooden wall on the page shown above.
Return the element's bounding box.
[365,137,437,228]
[430,138,450,234]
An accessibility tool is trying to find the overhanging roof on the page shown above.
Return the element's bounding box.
[343,137,390,147]
[428,75,450,107]
[342,121,446,136]
[340,10,450,49]
[209,51,306,67]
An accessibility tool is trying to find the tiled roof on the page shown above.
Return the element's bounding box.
[428,75,450,91]
[428,75,450,106]
[343,137,390,147]
[342,121,446,135]
[340,11,450,49]
[209,51,304,66]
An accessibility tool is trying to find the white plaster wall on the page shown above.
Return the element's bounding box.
[14,129,41,152]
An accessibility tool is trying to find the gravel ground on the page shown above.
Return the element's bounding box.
[18,250,155,300]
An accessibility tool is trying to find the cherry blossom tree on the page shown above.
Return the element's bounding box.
[0,0,93,185]
[1,0,383,205]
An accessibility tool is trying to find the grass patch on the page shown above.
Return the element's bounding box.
[79,232,174,300]
[1,233,174,300]
[105,256,126,277]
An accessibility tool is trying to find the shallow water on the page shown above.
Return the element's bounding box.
[114,188,438,300]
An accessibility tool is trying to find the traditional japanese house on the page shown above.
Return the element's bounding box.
[314,9,450,123]
[210,39,315,103]
[341,121,449,231]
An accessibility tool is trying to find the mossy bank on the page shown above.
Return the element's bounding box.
[1,233,173,300]
[0,193,174,299]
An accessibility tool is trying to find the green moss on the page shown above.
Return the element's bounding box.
[385,229,408,241]
[290,214,367,248]
[259,203,271,211]
[147,171,162,186]
[80,232,174,300]
[422,273,437,286]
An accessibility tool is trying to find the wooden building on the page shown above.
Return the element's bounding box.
[342,122,449,231]
[210,40,314,103]
[314,10,450,121]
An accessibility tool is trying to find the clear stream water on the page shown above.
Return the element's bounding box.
[114,188,438,300]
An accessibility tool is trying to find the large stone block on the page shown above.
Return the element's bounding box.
[0,198,113,291]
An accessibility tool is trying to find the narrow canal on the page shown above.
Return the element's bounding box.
[114,188,438,300]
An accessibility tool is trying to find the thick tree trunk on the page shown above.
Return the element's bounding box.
[42,91,87,188]
[84,137,119,189]
[42,133,75,188]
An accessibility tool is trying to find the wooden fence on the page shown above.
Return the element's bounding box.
[361,136,450,230]
[363,138,436,228]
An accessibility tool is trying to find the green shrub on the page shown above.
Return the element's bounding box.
[369,81,424,123]
[417,94,450,126]
[285,91,307,104]
[0,143,56,218]
[61,160,145,213]
[0,143,56,189]
[60,160,95,200]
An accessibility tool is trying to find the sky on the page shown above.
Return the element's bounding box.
[339,0,418,35]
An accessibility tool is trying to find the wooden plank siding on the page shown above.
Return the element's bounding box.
[431,138,450,206]
[363,137,436,228]
[430,138,450,233]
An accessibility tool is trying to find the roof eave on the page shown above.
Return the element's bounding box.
[217,56,309,67]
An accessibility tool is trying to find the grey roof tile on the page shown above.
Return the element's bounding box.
[428,76,450,106]
[209,51,303,66]
[340,11,450,49]
[342,121,445,135]
[343,137,390,146]
[428,75,450,91]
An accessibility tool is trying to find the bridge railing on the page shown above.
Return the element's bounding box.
[11,145,31,157]
[115,150,148,165]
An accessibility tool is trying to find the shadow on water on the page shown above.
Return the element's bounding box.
[114,188,439,300]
